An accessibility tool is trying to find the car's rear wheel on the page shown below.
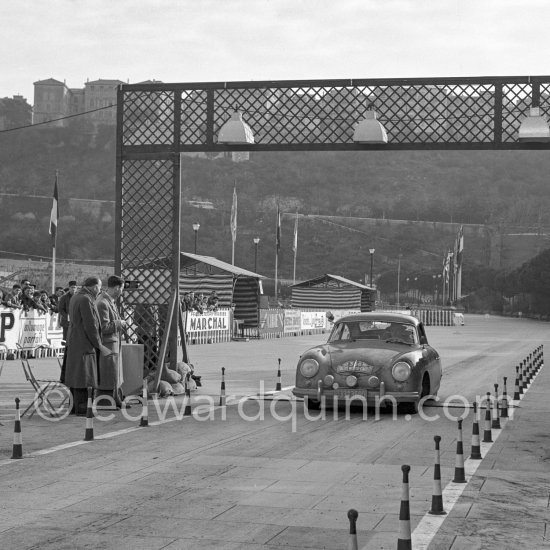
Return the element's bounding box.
[305,396,321,411]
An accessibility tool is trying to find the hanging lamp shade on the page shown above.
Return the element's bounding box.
[217,110,255,144]
[353,110,388,144]
[518,106,550,142]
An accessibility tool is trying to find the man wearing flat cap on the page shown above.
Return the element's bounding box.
[64,277,111,414]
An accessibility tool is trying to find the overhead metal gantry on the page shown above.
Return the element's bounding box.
[115,75,550,376]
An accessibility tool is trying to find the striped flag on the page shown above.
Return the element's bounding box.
[230,185,237,243]
[276,205,281,253]
[456,225,464,268]
[49,173,59,248]
[292,211,298,253]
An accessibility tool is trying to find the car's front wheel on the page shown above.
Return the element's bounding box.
[305,396,321,411]
[400,374,430,415]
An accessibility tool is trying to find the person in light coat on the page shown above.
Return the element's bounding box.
[64,277,111,414]
[95,275,127,408]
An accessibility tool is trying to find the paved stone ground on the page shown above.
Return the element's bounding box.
[0,319,548,549]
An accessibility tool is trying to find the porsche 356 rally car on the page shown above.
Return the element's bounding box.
[292,312,442,414]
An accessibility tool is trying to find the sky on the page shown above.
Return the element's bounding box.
[2,0,550,102]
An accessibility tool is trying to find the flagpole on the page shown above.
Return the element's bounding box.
[50,170,59,294]
[275,205,280,302]
[292,211,298,285]
[230,184,237,266]
[52,246,56,295]
[292,247,296,286]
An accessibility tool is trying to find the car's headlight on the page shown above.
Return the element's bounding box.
[299,358,320,378]
[392,361,411,382]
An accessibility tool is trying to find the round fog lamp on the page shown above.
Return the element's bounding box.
[324,374,334,386]
[345,375,358,387]
[367,375,379,388]
[392,362,411,382]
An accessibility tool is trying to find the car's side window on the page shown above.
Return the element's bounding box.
[341,324,351,341]
[418,323,428,345]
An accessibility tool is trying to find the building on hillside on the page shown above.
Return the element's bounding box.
[33,77,125,127]
[84,79,125,124]
[32,78,71,126]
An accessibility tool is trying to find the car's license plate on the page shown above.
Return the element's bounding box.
[336,389,369,399]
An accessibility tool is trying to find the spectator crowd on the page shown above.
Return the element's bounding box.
[181,290,219,313]
[0,278,76,316]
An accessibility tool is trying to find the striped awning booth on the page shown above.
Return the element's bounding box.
[291,274,375,311]
[178,253,263,327]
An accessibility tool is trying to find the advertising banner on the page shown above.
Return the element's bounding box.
[46,312,63,344]
[300,311,327,330]
[186,310,230,333]
[283,309,301,334]
[259,309,284,335]
[331,309,361,323]
[19,311,49,348]
[0,307,20,349]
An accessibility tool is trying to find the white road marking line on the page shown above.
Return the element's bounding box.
[412,415,509,548]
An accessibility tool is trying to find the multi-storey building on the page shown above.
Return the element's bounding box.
[32,78,71,126]
[33,78,125,126]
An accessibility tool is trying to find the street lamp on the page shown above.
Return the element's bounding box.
[369,248,375,287]
[253,237,260,272]
[432,274,436,305]
[397,253,402,307]
[192,223,200,254]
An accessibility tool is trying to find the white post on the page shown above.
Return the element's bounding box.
[51,246,56,294]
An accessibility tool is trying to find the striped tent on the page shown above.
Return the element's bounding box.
[178,253,264,326]
[291,274,376,311]
[139,253,264,327]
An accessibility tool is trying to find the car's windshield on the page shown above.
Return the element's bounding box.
[327,320,418,344]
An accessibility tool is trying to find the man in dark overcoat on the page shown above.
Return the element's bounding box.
[64,277,111,414]
[58,281,77,342]
[95,275,127,408]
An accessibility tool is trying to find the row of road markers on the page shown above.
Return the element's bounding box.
[8,360,276,459]
[412,345,544,549]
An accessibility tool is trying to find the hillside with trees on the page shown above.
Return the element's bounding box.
[1,119,549,311]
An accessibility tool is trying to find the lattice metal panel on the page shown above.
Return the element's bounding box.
[119,159,174,373]
[119,76,550,150]
[181,90,208,144]
[502,83,532,142]
[123,90,174,146]
[211,83,498,144]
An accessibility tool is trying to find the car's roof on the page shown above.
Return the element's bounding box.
[337,312,420,325]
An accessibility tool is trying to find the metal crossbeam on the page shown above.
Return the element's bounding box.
[116,75,550,373]
[118,75,550,153]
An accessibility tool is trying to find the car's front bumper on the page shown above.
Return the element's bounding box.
[292,384,420,405]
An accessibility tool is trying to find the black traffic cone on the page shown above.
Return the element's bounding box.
[140,378,149,427]
[219,367,226,406]
[429,435,446,515]
[11,397,23,459]
[500,377,509,418]
[470,402,482,459]
[275,358,282,391]
[347,509,359,550]
[397,465,412,550]
[492,383,501,429]
[84,387,94,441]
[482,392,493,443]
